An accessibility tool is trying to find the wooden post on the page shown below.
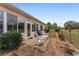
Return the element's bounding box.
[69,29,72,43]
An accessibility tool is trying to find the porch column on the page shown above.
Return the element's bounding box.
[24,20,27,39]
[43,25,45,30]
[3,12,7,33]
[38,24,40,30]
[35,23,37,31]
[17,17,19,32]
[30,23,32,37]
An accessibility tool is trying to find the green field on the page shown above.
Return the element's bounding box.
[61,29,79,49]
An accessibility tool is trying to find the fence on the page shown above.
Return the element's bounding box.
[61,29,79,49]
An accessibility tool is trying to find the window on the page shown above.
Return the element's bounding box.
[7,13,17,32]
[0,11,3,33]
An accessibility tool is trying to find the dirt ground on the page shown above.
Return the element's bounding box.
[4,32,77,56]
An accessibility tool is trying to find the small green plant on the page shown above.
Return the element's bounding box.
[0,32,22,53]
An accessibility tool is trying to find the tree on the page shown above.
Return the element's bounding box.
[53,23,58,29]
[46,22,59,32]
[46,22,53,32]
[64,20,79,29]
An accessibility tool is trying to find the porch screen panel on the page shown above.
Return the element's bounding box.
[7,13,17,32]
[36,24,38,30]
[18,17,24,33]
[32,24,36,31]
[40,25,43,30]
[27,23,31,36]
[0,11,3,33]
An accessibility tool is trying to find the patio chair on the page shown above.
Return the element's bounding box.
[36,30,48,46]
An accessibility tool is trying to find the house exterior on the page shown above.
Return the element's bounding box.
[0,3,46,39]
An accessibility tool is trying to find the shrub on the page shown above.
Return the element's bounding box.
[55,28,60,32]
[58,33,65,41]
[45,29,49,33]
[0,32,22,53]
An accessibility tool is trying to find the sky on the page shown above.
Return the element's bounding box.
[13,3,79,27]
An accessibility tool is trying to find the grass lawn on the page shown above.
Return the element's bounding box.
[61,29,79,49]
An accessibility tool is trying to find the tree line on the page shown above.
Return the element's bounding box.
[46,20,79,32]
[46,22,59,32]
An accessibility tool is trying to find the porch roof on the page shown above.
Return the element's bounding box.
[0,3,46,25]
